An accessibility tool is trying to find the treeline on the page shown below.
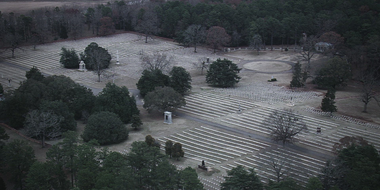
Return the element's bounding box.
[1,0,379,48]
[0,131,203,190]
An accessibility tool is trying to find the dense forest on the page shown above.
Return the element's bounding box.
[1,0,379,63]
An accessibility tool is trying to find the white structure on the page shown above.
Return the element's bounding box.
[315,42,333,52]
[78,61,86,71]
[164,111,172,124]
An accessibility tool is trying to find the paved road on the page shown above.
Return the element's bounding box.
[174,111,334,161]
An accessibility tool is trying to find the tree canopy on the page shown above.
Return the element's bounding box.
[314,57,352,89]
[143,86,186,113]
[94,82,139,124]
[221,165,264,190]
[169,66,192,95]
[137,69,170,97]
[206,58,241,87]
[82,111,128,145]
[60,47,80,69]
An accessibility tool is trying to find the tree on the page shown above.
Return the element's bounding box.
[320,144,380,190]
[314,57,352,89]
[332,136,368,153]
[165,140,173,158]
[318,31,344,54]
[192,57,209,75]
[60,47,80,69]
[206,26,231,53]
[3,32,23,58]
[169,66,192,95]
[135,9,160,43]
[0,83,3,94]
[145,135,155,146]
[140,52,175,73]
[250,34,262,55]
[299,35,317,70]
[127,141,167,189]
[143,86,186,113]
[40,100,77,132]
[99,17,115,36]
[266,179,301,190]
[321,88,337,115]
[206,58,241,87]
[265,109,307,145]
[82,111,128,145]
[82,42,112,82]
[2,140,36,190]
[25,66,44,81]
[290,61,305,88]
[0,126,9,148]
[305,177,323,190]
[42,75,96,119]
[183,24,206,53]
[25,162,52,190]
[24,110,62,148]
[136,69,170,97]
[131,114,143,130]
[179,167,203,190]
[94,83,139,124]
[359,66,380,113]
[221,165,264,190]
[171,142,184,161]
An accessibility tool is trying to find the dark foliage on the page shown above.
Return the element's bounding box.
[206,58,241,87]
[60,47,80,69]
[136,69,170,97]
[82,111,128,145]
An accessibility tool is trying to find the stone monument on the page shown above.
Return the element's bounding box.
[78,61,86,72]
[164,111,172,124]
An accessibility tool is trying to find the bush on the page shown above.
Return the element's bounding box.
[268,78,277,82]
[25,66,45,81]
[60,47,80,69]
[0,83,3,94]
[82,111,128,145]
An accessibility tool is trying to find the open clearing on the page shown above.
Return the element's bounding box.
[1,32,380,189]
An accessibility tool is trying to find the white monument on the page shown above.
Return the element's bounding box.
[164,111,172,124]
[78,61,86,72]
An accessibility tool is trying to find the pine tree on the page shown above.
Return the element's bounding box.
[321,88,337,115]
[290,62,304,88]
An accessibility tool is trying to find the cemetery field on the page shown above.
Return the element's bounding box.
[1,33,380,189]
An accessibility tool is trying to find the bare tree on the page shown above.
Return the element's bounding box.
[192,57,209,75]
[360,67,380,113]
[3,32,23,58]
[206,26,231,53]
[140,52,175,73]
[332,136,368,153]
[265,109,307,145]
[24,110,62,148]
[134,8,160,43]
[299,35,317,70]
[183,24,206,53]
[261,150,296,182]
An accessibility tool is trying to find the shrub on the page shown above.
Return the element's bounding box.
[60,47,80,69]
[0,83,3,94]
[82,111,128,145]
[268,78,277,82]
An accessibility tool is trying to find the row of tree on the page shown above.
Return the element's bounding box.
[221,143,380,190]
[0,131,203,190]
[2,0,379,54]
[0,67,141,146]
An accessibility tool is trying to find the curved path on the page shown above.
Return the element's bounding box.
[238,59,295,74]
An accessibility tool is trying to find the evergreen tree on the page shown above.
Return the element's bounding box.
[25,66,45,81]
[169,66,192,95]
[165,140,173,158]
[206,58,241,87]
[321,88,337,115]
[290,62,304,88]
[59,47,80,69]
[221,165,263,190]
[172,142,184,161]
